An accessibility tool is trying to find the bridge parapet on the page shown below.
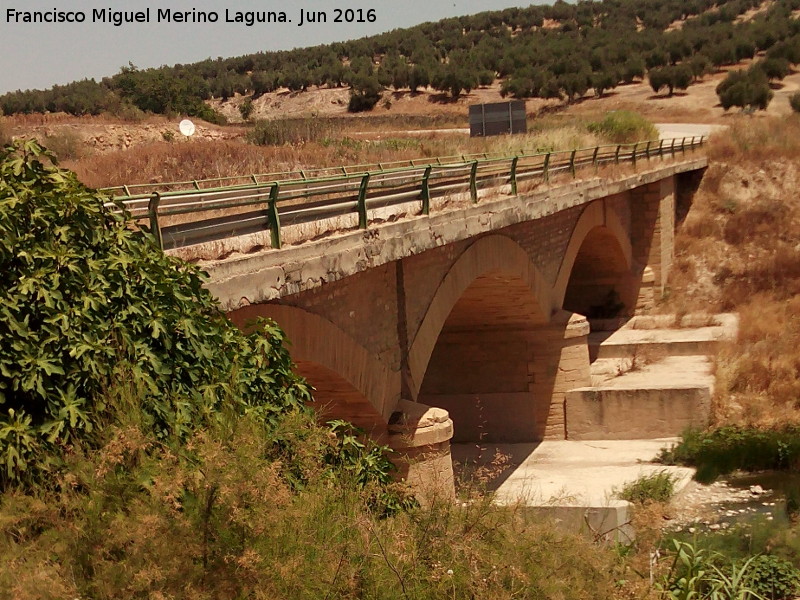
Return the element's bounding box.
[204,158,706,312]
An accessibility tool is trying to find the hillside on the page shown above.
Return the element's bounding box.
[2,0,800,123]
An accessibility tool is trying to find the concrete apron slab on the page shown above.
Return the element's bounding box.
[452,439,694,544]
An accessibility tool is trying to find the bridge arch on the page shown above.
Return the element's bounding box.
[553,201,636,319]
[228,304,397,434]
[408,235,556,442]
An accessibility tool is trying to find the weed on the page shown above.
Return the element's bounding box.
[587,110,658,144]
[657,539,764,600]
[248,117,337,145]
[42,129,85,160]
[617,471,677,504]
[746,555,800,600]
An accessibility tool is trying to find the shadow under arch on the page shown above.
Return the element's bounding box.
[228,304,398,435]
[408,235,555,443]
[553,200,637,319]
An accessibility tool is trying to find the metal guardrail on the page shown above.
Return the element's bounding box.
[105,136,705,251]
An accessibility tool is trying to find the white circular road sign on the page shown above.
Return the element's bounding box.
[179,119,196,137]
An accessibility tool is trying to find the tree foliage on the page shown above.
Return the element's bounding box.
[716,67,774,111]
[0,139,312,484]
[648,64,693,96]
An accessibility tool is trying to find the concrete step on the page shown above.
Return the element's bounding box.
[588,313,738,361]
[568,355,714,440]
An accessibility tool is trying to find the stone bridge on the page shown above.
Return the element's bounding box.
[201,158,707,495]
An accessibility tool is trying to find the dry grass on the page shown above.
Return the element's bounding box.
[65,122,620,190]
[0,397,627,600]
[662,115,800,427]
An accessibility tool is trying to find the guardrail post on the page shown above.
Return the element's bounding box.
[543,152,551,182]
[670,138,676,155]
[421,166,432,215]
[592,146,599,167]
[645,141,651,160]
[658,139,664,157]
[681,137,686,153]
[614,145,621,164]
[632,142,638,166]
[510,156,519,195]
[148,193,163,250]
[470,161,479,203]
[569,149,577,177]
[268,183,282,249]
[358,173,370,229]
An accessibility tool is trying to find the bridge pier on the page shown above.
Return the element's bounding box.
[387,400,455,504]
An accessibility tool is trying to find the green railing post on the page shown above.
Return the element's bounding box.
[543,152,551,182]
[470,161,479,203]
[569,149,577,177]
[510,156,519,195]
[670,138,676,155]
[357,173,370,229]
[267,183,282,249]
[681,137,686,153]
[421,166,432,215]
[632,142,638,166]
[658,139,664,157]
[645,140,651,160]
[148,193,163,250]
[592,146,599,166]
[614,145,621,164]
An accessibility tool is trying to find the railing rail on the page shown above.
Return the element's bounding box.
[104,136,705,251]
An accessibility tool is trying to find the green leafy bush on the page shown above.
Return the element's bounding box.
[747,555,800,600]
[659,539,765,600]
[617,470,677,504]
[587,110,659,144]
[659,427,800,483]
[0,139,311,484]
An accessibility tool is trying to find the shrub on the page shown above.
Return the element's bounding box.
[238,97,254,121]
[0,139,312,484]
[659,539,765,600]
[747,555,800,600]
[617,470,676,504]
[587,110,658,143]
[659,427,800,483]
[247,117,335,145]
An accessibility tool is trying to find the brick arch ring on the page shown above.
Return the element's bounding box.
[406,234,551,401]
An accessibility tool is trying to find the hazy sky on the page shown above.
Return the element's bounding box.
[0,1,545,94]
